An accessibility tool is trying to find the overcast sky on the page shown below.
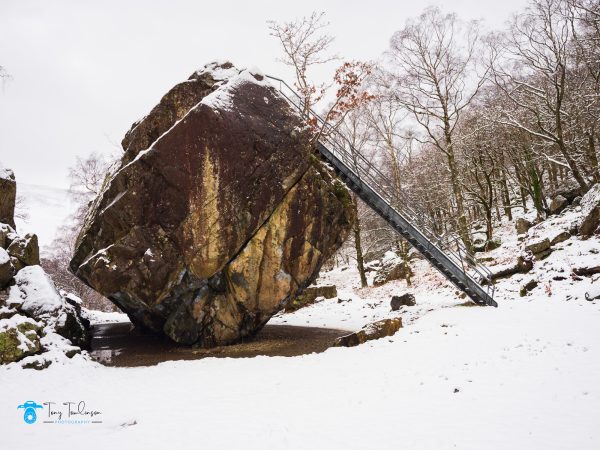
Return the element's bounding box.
[0,0,529,189]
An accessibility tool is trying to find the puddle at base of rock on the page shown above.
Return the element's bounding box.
[90,322,350,367]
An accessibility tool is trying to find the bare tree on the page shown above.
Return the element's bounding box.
[43,152,115,311]
[268,11,336,114]
[488,0,591,192]
[384,6,487,251]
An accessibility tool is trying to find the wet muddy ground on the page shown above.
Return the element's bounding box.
[90,322,350,367]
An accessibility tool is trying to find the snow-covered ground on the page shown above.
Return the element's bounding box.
[2,203,599,449]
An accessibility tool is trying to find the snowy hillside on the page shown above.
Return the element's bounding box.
[2,201,599,449]
[15,183,75,252]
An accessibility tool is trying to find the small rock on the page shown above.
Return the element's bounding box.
[520,279,538,296]
[333,318,402,347]
[373,251,411,286]
[573,265,600,276]
[549,195,569,214]
[550,231,570,246]
[515,217,532,235]
[572,196,582,206]
[524,237,551,255]
[391,293,416,310]
[585,283,600,301]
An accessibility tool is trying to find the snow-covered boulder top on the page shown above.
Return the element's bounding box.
[120,61,269,166]
[0,162,16,228]
[8,265,64,316]
[70,61,355,347]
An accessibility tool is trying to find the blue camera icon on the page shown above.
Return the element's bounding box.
[17,401,44,424]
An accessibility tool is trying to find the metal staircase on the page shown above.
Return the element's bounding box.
[266,75,497,307]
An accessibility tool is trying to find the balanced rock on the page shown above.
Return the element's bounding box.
[70,62,354,346]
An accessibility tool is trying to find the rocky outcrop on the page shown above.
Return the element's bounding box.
[578,183,600,237]
[333,318,403,347]
[284,284,337,312]
[373,251,411,286]
[0,165,16,228]
[0,253,91,366]
[0,169,90,367]
[70,62,354,347]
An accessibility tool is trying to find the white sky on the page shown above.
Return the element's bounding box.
[0,0,528,189]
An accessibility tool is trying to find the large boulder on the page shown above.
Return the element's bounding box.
[70,62,354,347]
[578,183,600,237]
[0,165,16,228]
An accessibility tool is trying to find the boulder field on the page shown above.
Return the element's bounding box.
[70,62,355,346]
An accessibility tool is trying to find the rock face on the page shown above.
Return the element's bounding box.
[0,165,16,228]
[70,62,354,347]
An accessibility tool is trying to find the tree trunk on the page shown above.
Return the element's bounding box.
[352,196,368,288]
[445,139,472,252]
